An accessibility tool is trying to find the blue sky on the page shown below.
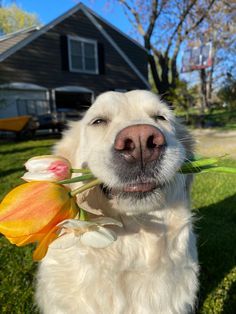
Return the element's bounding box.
[3,0,132,35]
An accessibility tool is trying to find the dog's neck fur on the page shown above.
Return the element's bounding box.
[37,186,197,314]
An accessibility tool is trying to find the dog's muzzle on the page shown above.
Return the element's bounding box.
[101,124,167,198]
[114,124,165,169]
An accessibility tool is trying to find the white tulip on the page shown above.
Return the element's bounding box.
[22,155,71,182]
[56,217,122,249]
[80,227,117,248]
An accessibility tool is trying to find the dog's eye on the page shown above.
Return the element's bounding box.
[153,115,167,122]
[91,118,108,126]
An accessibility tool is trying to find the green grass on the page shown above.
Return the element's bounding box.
[192,159,236,314]
[0,139,235,313]
[177,109,236,130]
[0,139,55,314]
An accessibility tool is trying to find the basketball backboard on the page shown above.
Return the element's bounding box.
[181,42,212,73]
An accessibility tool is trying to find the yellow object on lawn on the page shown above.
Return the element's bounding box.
[0,115,31,132]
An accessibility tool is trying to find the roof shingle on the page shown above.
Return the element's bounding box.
[0,27,39,55]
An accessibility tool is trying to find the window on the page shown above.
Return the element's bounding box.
[68,36,98,74]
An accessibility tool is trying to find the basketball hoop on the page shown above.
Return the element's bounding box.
[181,42,212,73]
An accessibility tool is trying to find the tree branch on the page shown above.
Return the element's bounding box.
[118,0,145,35]
[144,0,158,46]
[182,0,217,40]
[165,0,198,57]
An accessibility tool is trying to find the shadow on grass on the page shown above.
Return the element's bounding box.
[196,193,236,313]
[0,167,24,177]
[0,144,54,155]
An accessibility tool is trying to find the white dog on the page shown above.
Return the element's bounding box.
[36,90,199,314]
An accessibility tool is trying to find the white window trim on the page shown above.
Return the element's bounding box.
[67,35,99,74]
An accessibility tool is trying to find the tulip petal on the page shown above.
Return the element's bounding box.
[24,155,71,172]
[57,219,94,230]
[23,155,71,182]
[21,172,58,182]
[0,182,77,237]
[6,201,77,247]
[90,217,123,227]
[58,217,122,230]
[5,202,77,260]
[33,200,80,260]
[48,160,71,180]
[33,225,58,261]
[24,156,57,171]
[80,227,117,248]
[57,218,120,249]
[7,232,45,246]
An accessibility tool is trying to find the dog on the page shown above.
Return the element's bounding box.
[36,90,199,314]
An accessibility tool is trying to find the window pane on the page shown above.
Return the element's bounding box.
[71,55,83,70]
[70,40,82,56]
[84,43,95,57]
[85,57,96,71]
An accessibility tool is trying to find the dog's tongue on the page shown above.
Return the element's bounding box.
[123,182,156,193]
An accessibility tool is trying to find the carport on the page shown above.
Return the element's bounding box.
[53,86,94,112]
[0,82,50,118]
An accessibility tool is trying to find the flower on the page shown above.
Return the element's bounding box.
[0,181,78,260]
[55,217,123,249]
[22,155,71,182]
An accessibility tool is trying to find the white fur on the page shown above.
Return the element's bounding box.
[36,90,198,314]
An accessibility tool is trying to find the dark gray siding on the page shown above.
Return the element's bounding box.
[93,15,148,80]
[0,10,148,95]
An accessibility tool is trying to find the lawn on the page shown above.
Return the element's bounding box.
[176,109,236,130]
[0,138,235,313]
[0,139,56,313]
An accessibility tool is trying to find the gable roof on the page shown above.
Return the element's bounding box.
[0,3,149,88]
[0,26,39,55]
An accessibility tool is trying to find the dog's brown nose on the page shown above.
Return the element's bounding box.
[114,124,165,166]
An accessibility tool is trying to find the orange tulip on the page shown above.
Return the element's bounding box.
[0,181,78,260]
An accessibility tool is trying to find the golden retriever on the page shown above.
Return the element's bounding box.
[36,90,199,314]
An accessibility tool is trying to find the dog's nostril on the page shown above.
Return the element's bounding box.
[124,139,135,151]
[147,135,156,149]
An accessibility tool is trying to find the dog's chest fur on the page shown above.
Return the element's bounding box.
[36,207,198,314]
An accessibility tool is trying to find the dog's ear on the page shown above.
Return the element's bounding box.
[53,121,80,167]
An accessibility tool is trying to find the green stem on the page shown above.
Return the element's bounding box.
[59,174,95,185]
[179,164,236,174]
[71,168,91,174]
[79,207,87,221]
[179,158,219,174]
[70,178,102,197]
[201,167,236,174]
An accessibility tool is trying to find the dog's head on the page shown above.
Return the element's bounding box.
[55,90,194,215]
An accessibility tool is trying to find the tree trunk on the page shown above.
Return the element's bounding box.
[200,68,208,113]
[170,56,179,88]
[148,52,178,97]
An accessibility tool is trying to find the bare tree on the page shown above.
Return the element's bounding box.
[109,0,217,96]
[191,0,236,110]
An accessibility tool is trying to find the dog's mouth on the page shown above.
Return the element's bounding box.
[122,181,157,193]
[101,180,161,199]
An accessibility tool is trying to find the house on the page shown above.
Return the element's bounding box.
[0,2,149,119]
